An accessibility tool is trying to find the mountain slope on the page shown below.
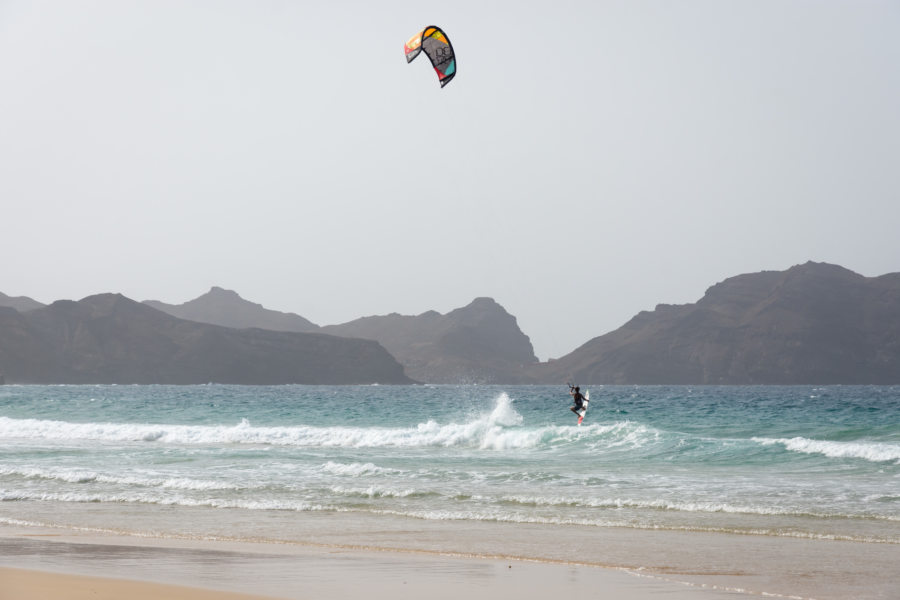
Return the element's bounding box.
[322,298,538,383]
[144,287,318,332]
[0,294,411,384]
[0,291,45,312]
[535,262,900,384]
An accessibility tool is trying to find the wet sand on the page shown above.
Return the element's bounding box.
[2,514,899,600]
[0,529,750,600]
[0,567,277,600]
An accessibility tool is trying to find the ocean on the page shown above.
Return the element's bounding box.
[1,384,898,571]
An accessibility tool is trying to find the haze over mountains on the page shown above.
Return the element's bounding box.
[538,262,900,384]
[144,289,537,384]
[1,262,898,384]
[0,294,410,384]
[145,287,318,333]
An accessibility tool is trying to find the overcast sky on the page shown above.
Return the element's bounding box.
[1,1,898,359]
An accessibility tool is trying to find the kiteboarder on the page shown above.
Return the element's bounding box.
[568,384,586,415]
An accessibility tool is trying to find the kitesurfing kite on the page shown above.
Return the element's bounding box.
[404,25,456,88]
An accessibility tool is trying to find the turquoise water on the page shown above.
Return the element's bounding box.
[1,385,898,544]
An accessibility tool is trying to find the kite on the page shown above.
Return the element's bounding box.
[404,26,456,88]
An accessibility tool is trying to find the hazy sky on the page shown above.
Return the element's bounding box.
[1,1,898,359]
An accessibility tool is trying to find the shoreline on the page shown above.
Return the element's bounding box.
[0,529,750,600]
[2,519,898,600]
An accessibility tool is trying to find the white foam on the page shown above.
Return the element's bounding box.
[319,461,399,476]
[0,394,586,450]
[753,436,900,464]
[327,485,423,499]
[0,489,328,512]
[0,465,259,491]
[0,407,664,454]
[484,493,900,520]
[584,421,661,450]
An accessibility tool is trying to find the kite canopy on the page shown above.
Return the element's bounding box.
[404,25,456,88]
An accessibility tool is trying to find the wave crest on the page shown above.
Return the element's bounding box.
[753,436,900,464]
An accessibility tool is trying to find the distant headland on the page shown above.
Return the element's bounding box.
[1,262,898,384]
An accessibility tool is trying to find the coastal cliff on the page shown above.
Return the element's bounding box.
[323,297,539,384]
[535,262,900,384]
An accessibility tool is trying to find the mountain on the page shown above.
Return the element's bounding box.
[322,297,538,383]
[144,287,318,332]
[0,291,45,312]
[145,288,538,384]
[0,294,411,384]
[535,262,900,384]
[5,261,897,385]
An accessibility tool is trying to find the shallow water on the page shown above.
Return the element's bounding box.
[1,385,898,544]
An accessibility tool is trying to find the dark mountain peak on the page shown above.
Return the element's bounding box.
[448,297,510,321]
[472,297,505,311]
[79,293,149,313]
[780,261,864,285]
[82,292,130,305]
[694,262,868,321]
[538,262,900,384]
[792,260,857,274]
[468,296,502,309]
[41,293,172,327]
[207,286,243,299]
[322,297,537,383]
[194,286,261,309]
[46,299,77,310]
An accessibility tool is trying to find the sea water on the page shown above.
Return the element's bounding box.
[1,385,898,553]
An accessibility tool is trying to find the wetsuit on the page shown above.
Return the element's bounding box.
[570,391,585,412]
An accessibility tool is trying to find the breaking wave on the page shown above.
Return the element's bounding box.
[753,436,900,464]
[0,395,659,451]
[0,465,260,491]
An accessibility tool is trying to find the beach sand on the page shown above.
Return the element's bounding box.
[2,516,897,600]
[0,527,752,600]
[0,567,278,600]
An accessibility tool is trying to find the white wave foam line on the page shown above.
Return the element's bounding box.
[327,485,424,499]
[484,494,900,521]
[319,461,401,476]
[753,436,900,464]
[369,509,900,543]
[0,395,661,451]
[0,489,330,512]
[2,506,894,545]
[0,465,259,491]
[0,397,543,450]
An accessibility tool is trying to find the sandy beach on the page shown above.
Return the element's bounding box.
[0,528,752,600]
[0,567,279,600]
[1,519,898,600]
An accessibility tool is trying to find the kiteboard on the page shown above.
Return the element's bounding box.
[576,390,590,426]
